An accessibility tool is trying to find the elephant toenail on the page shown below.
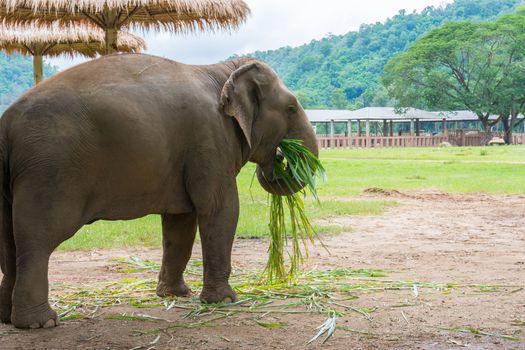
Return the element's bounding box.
[29,323,40,329]
[43,319,56,328]
[223,297,232,303]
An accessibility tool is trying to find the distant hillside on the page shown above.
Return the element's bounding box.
[0,53,57,113]
[248,0,521,109]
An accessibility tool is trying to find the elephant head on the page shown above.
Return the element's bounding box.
[221,60,319,195]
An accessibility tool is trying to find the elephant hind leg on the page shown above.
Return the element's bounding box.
[157,212,197,298]
[0,196,15,324]
[10,196,84,329]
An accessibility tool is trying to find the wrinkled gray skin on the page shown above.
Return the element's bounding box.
[0,54,318,329]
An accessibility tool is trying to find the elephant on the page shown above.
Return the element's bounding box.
[0,54,318,329]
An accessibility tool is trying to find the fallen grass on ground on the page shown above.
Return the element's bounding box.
[49,257,525,345]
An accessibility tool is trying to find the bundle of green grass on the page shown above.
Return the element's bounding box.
[263,139,326,284]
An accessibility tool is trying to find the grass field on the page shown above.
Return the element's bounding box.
[59,146,525,251]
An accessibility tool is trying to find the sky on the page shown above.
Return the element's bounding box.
[48,0,454,70]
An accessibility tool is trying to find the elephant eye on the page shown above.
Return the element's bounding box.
[287,105,297,114]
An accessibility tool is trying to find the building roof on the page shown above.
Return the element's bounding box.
[346,107,438,121]
[0,0,250,32]
[304,109,353,122]
[0,21,145,57]
[306,108,524,123]
[306,107,438,122]
[434,110,511,121]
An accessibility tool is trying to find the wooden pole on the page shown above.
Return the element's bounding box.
[365,120,370,148]
[104,7,119,55]
[347,119,352,148]
[416,118,420,137]
[33,54,43,84]
[410,119,415,136]
[443,118,448,136]
[330,120,335,149]
[105,27,118,54]
[383,119,387,136]
[390,120,394,137]
[357,120,362,137]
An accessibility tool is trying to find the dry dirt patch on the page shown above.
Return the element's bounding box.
[1,191,524,349]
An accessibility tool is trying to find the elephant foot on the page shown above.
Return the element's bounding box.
[0,278,14,323]
[11,303,59,329]
[156,280,192,298]
[200,284,238,304]
[0,303,11,324]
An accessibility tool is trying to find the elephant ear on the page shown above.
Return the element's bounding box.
[220,62,261,148]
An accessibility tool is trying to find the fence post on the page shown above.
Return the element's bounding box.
[330,120,335,149]
[365,120,371,148]
[347,119,352,148]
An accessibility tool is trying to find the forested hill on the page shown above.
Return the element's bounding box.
[249,0,521,109]
[0,53,57,113]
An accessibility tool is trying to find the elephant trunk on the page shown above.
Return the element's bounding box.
[257,110,319,196]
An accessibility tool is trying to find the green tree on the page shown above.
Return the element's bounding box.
[295,90,312,108]
[382,16,525,143]
[490,9,525,142]
[331,88,349,109]
[0,53,58,113]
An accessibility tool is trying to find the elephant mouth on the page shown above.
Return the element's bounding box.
[259,148,283,182]
[256,149,305,196]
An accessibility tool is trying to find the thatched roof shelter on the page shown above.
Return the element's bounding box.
[0,21,146,83]
[0,0,250,54]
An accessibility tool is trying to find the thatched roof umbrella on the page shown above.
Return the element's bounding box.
[0,21,146,83]
[0,0,250,54]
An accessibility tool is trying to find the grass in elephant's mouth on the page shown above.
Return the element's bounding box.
[264,139,327,285]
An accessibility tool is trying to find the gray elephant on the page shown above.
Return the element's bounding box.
[0,54,318,329]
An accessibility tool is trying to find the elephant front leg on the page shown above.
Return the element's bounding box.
[157,212,197,298]
[197,188,239,304]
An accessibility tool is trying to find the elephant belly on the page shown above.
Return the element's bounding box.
[89,190,194,222]
[85,162,194,221]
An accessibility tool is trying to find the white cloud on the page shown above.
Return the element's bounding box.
[48,0,453,69]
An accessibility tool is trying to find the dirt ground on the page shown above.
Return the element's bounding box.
[1,190,524,349]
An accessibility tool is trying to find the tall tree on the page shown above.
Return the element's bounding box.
[490,9,525,143]
[382,13,525,143]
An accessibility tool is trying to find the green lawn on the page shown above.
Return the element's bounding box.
[317,146,525,196]
[59,146,524,251]
[321,145,525,162]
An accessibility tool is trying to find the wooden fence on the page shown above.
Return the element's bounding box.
[317,133,525,149]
